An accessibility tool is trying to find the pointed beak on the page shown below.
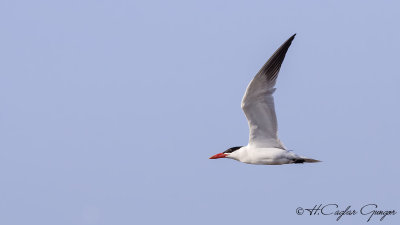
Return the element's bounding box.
[209,153,227,159]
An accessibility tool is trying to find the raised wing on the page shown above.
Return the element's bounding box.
[241,34,295,149]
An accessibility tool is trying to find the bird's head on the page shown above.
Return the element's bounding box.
[209,146,243,159]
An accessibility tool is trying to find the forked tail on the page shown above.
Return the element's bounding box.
[293,158,321,164]
[303,158,321,163]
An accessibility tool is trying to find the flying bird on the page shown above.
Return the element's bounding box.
[210,34,320,165]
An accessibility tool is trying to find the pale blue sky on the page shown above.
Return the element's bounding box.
[1,0,399,224]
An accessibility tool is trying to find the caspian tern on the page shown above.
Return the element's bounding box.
[210,34,320,165]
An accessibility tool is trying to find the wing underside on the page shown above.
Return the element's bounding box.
[241,34,295,149]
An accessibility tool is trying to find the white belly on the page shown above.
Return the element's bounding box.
[229,147,297,165]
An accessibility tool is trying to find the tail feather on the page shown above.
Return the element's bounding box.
[292,158,321,164]
[302,158,321,163]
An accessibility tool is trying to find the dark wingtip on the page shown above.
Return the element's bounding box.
[257,33,297,81]
[287,33,296,43]
[288,33,296,42]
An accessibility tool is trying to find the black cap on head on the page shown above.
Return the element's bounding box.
[223,146,243,153]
